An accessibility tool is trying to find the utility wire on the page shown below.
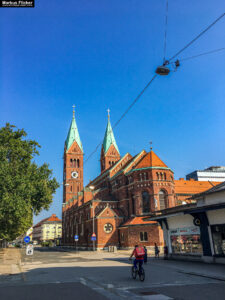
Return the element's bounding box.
[169,47,225,63]
[84,13,225,165]
[84,74,158,164]
[113,74,157,129]
[168,12,225,63]
[163,0,169,63]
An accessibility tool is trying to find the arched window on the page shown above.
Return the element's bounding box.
[164,173,167,181]
[131,194,135,215]
[77,159,80,168]
[70,186,72,192]
[159,190,167,210]
[142,191,150,213]
[157,172,159,180]
[139,173,142,181]
[143,173,146,181]
[70,159,73,167]
[73,159,76,168]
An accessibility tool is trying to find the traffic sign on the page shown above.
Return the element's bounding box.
[92,233,96,237]
[74,234,79,241]
[26,244,33,255]
[91,236,96,241]
[24,236,30,243]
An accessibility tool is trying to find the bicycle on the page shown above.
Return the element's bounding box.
[130,260,145,282]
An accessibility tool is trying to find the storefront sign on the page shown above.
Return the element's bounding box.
[169,227,200,236]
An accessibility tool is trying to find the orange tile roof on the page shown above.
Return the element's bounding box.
[174,179,221,195]
[33,214,61,227]
[135,150,168,169]
[121,216,157,227]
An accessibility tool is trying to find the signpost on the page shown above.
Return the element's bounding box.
[91,233,96,251]
[24,236,30,244]
[91,233,96,241]
[74,235,79,252]
[26,244,33,256]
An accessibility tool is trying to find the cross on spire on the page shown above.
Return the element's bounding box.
[107,108,110,120]
[150,141,153,151]
[72,105,75,118]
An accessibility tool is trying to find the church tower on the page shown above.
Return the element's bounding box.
[100,109,120,172]
[63,106,83,203]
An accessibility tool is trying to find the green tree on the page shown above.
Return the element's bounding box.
[0,123,59,241]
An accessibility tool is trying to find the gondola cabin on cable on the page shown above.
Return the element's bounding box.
[155,65,170,75]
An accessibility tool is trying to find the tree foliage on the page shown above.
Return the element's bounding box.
[0,123,59,241]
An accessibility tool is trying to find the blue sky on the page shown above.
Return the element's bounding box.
[1,1,224,224]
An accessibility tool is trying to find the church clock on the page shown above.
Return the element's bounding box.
[71,171,78,179]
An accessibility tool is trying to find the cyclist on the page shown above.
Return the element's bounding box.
[129,245,145,271]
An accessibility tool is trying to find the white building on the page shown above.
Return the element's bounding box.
[186,166,225,182]
[33,214,62,243]
[149,181,225,264]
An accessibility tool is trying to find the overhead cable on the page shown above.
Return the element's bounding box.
[168,12,225,63]
[163,0,169,63]
[170,47,225,63]
[84,74,158,164]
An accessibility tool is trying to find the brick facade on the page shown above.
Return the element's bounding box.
[62,113,220,249]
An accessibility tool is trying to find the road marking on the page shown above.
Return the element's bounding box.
[141,296,173,300]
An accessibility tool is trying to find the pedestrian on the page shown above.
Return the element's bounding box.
[154,243,160,258]
[143,246,147,264]
[164,245,168,260]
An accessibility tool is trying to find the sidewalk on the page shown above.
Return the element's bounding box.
[148,257,225,281]
[0,248,22,275]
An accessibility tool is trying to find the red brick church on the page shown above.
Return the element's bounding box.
[62,108,219,249]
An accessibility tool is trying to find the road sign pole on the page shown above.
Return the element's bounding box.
[92,203,95,251]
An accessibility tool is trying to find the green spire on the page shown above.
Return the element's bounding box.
[65,106,83,152]
[102,109,119,154]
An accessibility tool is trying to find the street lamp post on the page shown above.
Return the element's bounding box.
[61,182,69,245]
[89,185,95,251]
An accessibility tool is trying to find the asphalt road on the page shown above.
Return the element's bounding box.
[0,248,225,300]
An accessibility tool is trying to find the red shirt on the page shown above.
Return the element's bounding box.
[132,248,144,260]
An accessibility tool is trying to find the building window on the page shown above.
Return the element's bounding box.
[164,173,167,181]
[157,172,159,180]
[140,232,148,242]
[139,173,142,181]
[159,190,167,210]
[170,227,202,254]
[81,223,84,236]
[142,191,150,213]
[73,159,76,167]
[77,159,80,168]
[131,194,135,215]
[211,224,225,256]
[121,233,124,241]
